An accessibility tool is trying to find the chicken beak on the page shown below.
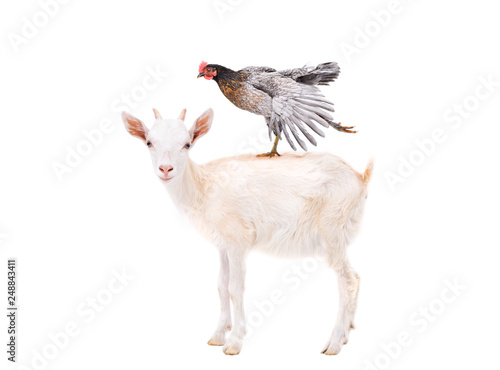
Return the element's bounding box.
[197,73,205,78]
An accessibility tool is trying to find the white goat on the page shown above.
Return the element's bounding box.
[121,108,373,356]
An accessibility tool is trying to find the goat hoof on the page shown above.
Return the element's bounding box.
[322,348,340,355]
[322,335,346,355]
[223,338,242,355]
[208,332,227,346]
[321,342,342,355]
[208,338,225,346]
[223,346,241,355]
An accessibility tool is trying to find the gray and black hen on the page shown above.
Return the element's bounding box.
[198,61,355,157]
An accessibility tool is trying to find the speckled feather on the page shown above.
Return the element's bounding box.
[209,63,342,151]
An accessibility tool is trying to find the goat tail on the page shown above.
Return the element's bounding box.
[362,158,374,186]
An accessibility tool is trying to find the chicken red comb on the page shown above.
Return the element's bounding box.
[199,61,208,73]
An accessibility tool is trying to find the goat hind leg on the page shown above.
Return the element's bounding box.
[322,262,360,355]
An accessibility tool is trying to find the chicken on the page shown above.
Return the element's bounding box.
[197,61,355,157]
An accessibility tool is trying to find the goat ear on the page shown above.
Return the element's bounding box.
[121,112,149,142]
[189,108,213,145]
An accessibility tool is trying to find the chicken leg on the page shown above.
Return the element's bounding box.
[329,121,357,133]
[257,136,281,158]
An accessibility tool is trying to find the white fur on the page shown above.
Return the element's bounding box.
[122,108,373,355]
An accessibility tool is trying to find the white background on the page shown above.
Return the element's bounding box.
[1,0,499,369]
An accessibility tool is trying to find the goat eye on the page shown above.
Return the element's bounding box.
[146,141,152,147]
[184,143,191,149]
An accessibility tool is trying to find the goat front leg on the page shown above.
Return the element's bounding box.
[222,249,247,355]
[208,249,232,346]
[322,262,360,355]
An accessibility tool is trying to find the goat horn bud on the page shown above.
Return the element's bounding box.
[178,108,186,121]
[153,108,162,120]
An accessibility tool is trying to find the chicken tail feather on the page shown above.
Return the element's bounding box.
[296,62,341,86]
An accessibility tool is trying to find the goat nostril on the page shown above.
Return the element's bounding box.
[159,166,173,174]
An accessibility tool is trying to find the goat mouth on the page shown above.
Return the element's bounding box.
[158,176,174,182]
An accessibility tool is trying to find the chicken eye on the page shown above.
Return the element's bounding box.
[146,141,152,147]
[184,142,191,149]
[207,68,211,72]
